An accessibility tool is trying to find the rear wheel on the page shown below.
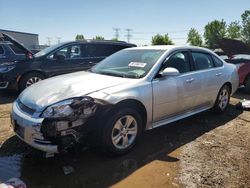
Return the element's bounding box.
[19,72,45,91]
[213,85,230,113]
[101,108,142,155]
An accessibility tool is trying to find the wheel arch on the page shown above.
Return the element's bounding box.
[110,99,148,130]
[223,82,232,94]
[18,70,47,84]
[18,70,47,90]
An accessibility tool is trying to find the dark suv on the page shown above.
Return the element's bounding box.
[0,33,136,91]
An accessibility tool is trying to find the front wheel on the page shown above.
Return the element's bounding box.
[213,85,230,113]
[19,72,45,91]
[101,108,142,155]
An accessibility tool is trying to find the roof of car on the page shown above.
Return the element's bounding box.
[64,40,136,46]
[127,45,213,52]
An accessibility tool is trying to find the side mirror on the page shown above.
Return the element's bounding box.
[159,67,180,77]
[54,53,65,61]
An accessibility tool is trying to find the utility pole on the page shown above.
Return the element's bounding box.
[56,37,61,44]
[113,28,120,40]
[47,37,51,46]
[125,28,132,43]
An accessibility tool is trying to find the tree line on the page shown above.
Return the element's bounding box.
[75,10,249,49]
[186,10,250,49]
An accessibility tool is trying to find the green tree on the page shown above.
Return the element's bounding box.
[111,38,118,41]
[227,21,241,39]
[93,35,105,40]
[204,19,227,49]
[75,34,85,41]
[151,34,174,45]
[187,28,203,46]
[241,10,250,43]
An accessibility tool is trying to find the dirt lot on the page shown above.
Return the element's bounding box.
[0,89,249,188]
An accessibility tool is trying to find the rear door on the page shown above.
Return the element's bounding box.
[85,44,127,68]
[190,51,224,107]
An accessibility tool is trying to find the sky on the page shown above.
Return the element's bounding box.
[0,0,249,46]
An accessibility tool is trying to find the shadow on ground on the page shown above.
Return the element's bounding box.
[233,88,250,100]
[0,90,18,105]
[0,103,243,188]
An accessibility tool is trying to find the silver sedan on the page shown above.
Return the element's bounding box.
[11,45,239,155]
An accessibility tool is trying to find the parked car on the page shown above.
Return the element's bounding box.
[11,46,239,155]
[217,38,250,93]
[0,33,136,91]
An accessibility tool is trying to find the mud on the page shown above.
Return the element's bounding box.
[0,88,249,187]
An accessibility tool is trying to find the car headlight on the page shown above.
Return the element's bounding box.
[0,65,16,73]
[41,97,97,119]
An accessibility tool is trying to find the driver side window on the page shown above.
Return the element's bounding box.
[163,51,191,73]
[48,45,82,60]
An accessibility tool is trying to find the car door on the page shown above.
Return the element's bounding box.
[85,44,107,68]
[152,51,199,123]
[43,44,87,76]
[190,51,225,107]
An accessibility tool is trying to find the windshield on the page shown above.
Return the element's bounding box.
[91,49,165,78]
[34,43,65,57]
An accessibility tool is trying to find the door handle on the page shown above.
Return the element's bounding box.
[89,61,94,64]
[186,78,194,83]
[216,72,222,77]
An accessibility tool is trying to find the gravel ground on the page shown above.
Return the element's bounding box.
[0,89,249,187]
[179,91,250,188]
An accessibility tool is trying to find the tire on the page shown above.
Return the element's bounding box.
[245,76,250,94]
[100,108,142,156]
[19,72,45,91]
[213,85,230,113]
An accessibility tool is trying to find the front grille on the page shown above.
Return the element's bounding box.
[17,100,36,116]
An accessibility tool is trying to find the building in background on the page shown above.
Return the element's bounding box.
[0,29,39,50]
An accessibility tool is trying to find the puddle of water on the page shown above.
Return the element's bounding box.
[0,154,23,182]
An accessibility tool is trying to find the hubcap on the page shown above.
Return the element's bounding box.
[111,115,138,149]
[26,77,42,87]
[218,88,229,110]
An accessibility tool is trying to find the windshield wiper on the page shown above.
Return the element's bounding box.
[98,71,125,78]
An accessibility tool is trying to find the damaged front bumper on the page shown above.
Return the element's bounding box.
[11,101,59,153]
[11,98,102,154]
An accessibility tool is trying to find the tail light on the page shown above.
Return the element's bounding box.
[235,63,244,70]
[26,52,33,60]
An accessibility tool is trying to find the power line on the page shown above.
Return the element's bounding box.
[125,28,132,43]
[46,37,51,46]
[56,37,61,44]
[113,28,120,40]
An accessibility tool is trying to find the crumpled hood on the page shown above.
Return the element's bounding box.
[19,71,131,111]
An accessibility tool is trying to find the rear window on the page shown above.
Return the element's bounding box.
[192,52,214,70]
[0,46,4,54]
[212,56,223,67]
[8,44,25,54]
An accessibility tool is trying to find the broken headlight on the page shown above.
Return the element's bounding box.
[41,97,97,119]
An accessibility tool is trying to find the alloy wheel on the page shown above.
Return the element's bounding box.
[26,77,42,87]
[111,115,138,150]
[218,88,229,110]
